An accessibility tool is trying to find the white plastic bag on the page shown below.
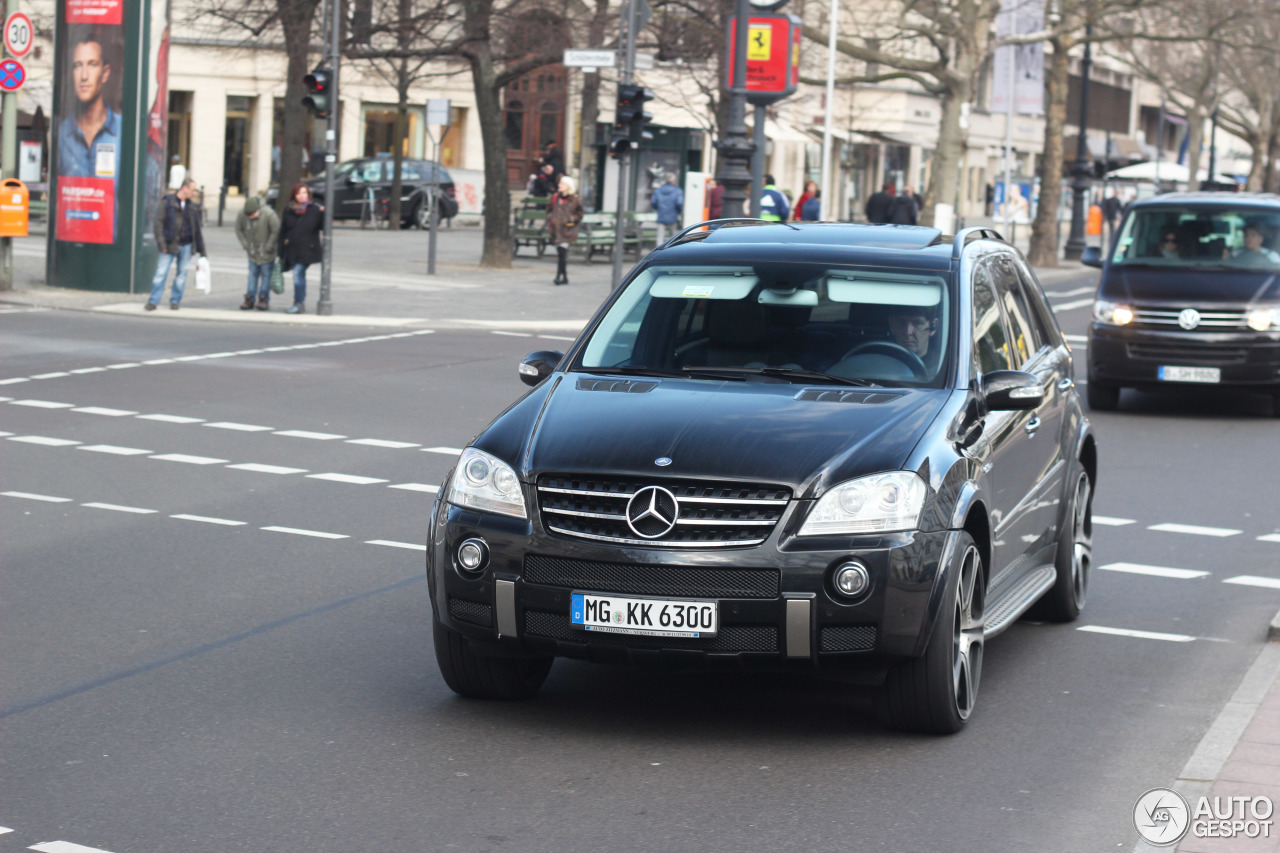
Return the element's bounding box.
[193,255,211,294]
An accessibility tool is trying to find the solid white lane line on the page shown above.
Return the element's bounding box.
[347,438,419,448]
[226,463,308,475]
[204,422,274,432]
[77,445,153,456]
[308,473,388,485]
[1148,522,1241,538]
[1259,534,1280,543]
[366,540,427,551]
[171,514,247,526]
[8,436,82,446]
[149,453,229,465]
[1100,562,1209,580]
[1094,516,1136,526]
[1223,576,1280,590]
[31,372,72,379]
[274,430,346,440]
[421,446,464,455]
[30,841,117,853]
[1077,625,1196,643]
[136,413,204,423]
[11,399,75,408]
[2,491,73,502]
[389,483,439,493]
[1051,297,1095,311]
[0,377,29,384]
[261,526,348,539]
[492,330,532,337]
[82,502,157,514]
[71,406,138,416]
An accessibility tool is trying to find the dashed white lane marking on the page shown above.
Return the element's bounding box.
[1224,576,1280,590]
[69,367,107,374]
[2,491,72,502]
[1077,625,1196,643]
[347,438,419,448]
[1260,534,1280,543]
[1100,562,1209,580]
[1148,522,1241,538]
[30,840,117,853]
[0,825,10,833]
[141,358,175,365]
[0,377,29,384]
[1094,516,1136,526]
[149,453,229,465]
[275,430,346,440]
[205,422,274,432]
[82,502,157,514]
[492,330,532,337]
[171,514,246,526]
[0,430,11,436]
[366,540,427,551]
[11,399,75,408]
[389,483,439,493]
[421,446,464,455]
[226,463,308,475]
[9,436,81,446]
[261,526,348,540]
[106,363,140,369]
[308,473,388,485]
[136,413,204,423]
[31,372,72,379]
[538,334,577,341]
[1050,297,1095,311]
[71,406,137,416]
[77,445,153,456]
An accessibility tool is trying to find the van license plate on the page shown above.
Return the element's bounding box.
[571,592,718,638]
[1158,366,1220,383]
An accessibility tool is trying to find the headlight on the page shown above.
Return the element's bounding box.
[445,448,527,519]
[799,472,928,536]
[1094,300,1134,326]
[1246,307,1278,332]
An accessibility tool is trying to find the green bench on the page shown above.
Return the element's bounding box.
[512,204,548,257]
[576,211,643,262]
[28,199,48,220]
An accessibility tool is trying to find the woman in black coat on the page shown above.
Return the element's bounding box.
[278,183,325,314]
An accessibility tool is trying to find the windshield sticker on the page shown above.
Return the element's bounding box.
[682,285,715,297]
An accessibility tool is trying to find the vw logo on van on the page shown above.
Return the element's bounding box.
[1178,308,1201,330]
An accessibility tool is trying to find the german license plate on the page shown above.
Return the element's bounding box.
[570,592,718,638]
[1158,365,1220,383]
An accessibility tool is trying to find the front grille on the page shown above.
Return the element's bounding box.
[524,609,778,652]
[1130,306,1248,330]
[1128,341,1250,364]
[537,474,791,548]
[524,555,779,598]
[449,597,493,628]
[820,625,877,652]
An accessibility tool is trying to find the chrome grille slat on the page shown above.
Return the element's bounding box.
[1131,305,1249,330]
[544,523,766,548]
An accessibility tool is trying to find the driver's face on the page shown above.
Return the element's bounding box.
[889,313,934,356]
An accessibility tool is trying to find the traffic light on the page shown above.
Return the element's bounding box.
[613,83,654,149]
[302,66,332,118]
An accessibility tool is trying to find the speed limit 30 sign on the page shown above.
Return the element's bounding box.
[5,12,34,59]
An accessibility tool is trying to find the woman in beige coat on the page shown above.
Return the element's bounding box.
[546,175,584,285]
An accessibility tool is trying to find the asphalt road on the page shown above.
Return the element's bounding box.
[2,274,1279,853]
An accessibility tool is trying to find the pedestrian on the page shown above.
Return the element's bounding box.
[1101,189,1121,231]
[706,178,724,221]
[794,180,818,221]
[759,174,789,222]
[801,190,821,222]
[547,174,584,286]
[540,143,565,181]
[146,177,205,311]
[278,183,324,314]
[651,172,684,240]
[235,195,279,311]
[889,187,919,225]
[529,163,557,198]
[864,182,894,224]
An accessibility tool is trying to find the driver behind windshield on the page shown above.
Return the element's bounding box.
[1229,222,1280,265]
[888,305,938,359]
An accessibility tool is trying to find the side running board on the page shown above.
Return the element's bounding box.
[984,565,1056,639]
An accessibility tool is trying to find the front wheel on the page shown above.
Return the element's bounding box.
[1032,465,1093,622]
[433,615,552,700]
[877,532,985,734]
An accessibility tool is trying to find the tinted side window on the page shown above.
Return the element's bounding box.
[991,255,1041,367]
[1013,259,1062,348]
[972,264,1011,374]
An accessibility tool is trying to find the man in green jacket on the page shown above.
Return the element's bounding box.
[235,196,280,310]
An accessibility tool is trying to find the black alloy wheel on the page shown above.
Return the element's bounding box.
[1033,465,1093,622]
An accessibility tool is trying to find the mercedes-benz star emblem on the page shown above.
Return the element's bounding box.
[1178,308,1201,330]
[626,485,679,539]
[655,457,672,467]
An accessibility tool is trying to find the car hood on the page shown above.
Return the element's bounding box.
[490,374,949,496]
[1104,265,1280,304]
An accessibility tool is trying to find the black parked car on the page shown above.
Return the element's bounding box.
[427,222,1096,733]
[265,157,458,228]
[1084,193,1280,416]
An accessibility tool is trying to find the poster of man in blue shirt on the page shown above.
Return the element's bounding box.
[55,25,123,244]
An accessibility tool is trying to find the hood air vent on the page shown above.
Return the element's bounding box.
[576,378,658,393]
[794,388,903,404]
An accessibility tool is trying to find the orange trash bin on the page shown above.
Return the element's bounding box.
[0,179,29,238]
[1086,203,1103,237]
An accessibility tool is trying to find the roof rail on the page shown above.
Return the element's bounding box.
[950,227,1006,260]
[664,217,798,248]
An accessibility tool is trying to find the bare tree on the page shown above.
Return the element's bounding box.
[1216,0,1280,191]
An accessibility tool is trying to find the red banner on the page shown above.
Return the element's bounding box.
[66,0,122,25]
[56,177,115,243]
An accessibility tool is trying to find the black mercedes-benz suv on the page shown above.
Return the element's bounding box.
[427,221,1097,733]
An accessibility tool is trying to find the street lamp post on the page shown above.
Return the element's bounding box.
[714,0,755,219]
[1063,19,1092,262]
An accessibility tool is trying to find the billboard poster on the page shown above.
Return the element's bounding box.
[55,0,124,243]
[991,0,1045,116]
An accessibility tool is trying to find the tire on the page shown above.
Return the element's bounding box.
[1086,372,1120,411]
[1032,465,1093,622]
[433,615,552,700]
[877,532,985,734]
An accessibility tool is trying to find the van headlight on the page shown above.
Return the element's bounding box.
[445,448,527,519]
[1246,307,1278,332]
[1094,300,1134,326]
[799,472,928,536]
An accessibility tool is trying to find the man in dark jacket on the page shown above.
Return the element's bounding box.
[864,182,894,224]
[888,188,919,225]
[147,177,205,310]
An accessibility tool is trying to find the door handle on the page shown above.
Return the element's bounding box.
[1024,417,1042,435]
[1057,378,1074,390]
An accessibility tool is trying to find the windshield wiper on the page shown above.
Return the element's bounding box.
[682,366,875,386]
[579,366,689,379]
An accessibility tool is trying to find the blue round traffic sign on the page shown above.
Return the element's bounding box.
[0,58,25,92]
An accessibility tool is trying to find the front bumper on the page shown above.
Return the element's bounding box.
[1088,323,1280,389]
[427,497,954,677]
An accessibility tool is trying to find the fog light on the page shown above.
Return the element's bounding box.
[833,562,870,598]
[456,538,489,574]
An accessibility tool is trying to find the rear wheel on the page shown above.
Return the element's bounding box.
[877,532,984,734]
[1086,373,1120,411]
[1032,465,1093,622]
[433,615,552,700]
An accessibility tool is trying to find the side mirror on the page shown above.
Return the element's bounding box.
[518,350,563,387]
[1081,246,1104,268]
[982,370,1044,411]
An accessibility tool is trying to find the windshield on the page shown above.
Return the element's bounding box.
[577,262,952,387]
[1111,206,1280,269]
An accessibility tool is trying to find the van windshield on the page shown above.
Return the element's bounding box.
[1111,206,1280,269]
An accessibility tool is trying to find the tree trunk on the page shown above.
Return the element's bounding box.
[389,62,409,225]
[922,79,968,228]
[277,0,320,216]
[1027,36,1071,268]
[1184,108,1205,192]
[463,0,513,268]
